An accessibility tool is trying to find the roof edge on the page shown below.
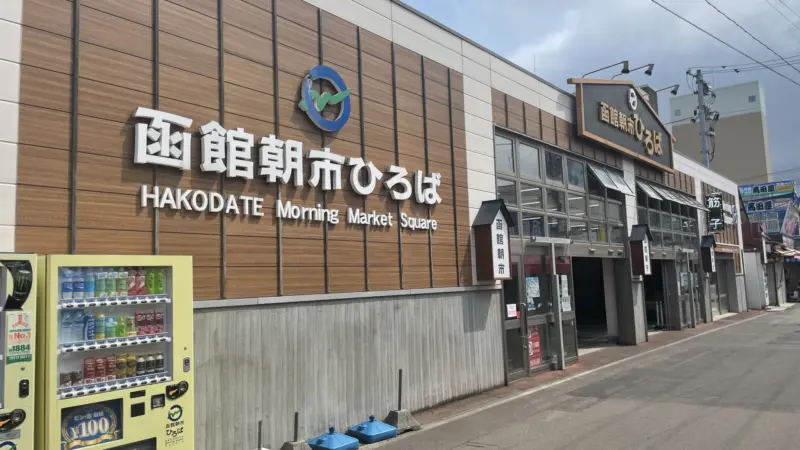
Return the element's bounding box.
[390,0,573,99]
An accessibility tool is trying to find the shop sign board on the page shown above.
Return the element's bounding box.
[706,192,725,233]
[569,79,674,172]
[132,107,441,231]
[739,180,795,200]
[473,200,515,282]
[629,224,653,276]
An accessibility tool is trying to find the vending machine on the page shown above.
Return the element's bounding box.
[0,254,37,450]
[35,255,194,450]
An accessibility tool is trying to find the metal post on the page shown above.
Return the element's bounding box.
[257,420,263,449]
[695,69,712,169]
[551,242,565,370]
[293,412,299,442]
[397,369,403,410]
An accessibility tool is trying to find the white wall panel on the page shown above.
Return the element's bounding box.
[0,142,17,185]
[392,22,462,71]
[0,184,15,227]
[468,188,496,209]
[462,41,491,67]
[490,56,540,93]
[462,58,491,86]
[311,0,393,40]
[0,226,13,253]
[464,112,493,140]
[0,0,23,24]
[467,168,496,195]
[463,74,491,101]
[0,101,19,144]
[466,150,495,176]
[0,20,21,63]
[465,131,493,157]
[0,60,20,103]
[463,93,492,121]
[391,4,462,53]
[353,0,391,18]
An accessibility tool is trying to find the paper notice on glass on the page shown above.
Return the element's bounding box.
[559,275,569,298]
[561,296,572,312]
[526,276,540,299]
[506,303,518,318]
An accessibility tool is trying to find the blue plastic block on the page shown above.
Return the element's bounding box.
[347,416,398,444]
[308,427,359,450]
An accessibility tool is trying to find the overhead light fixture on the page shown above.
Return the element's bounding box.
[612,63,654,79]
[582,60,630,78]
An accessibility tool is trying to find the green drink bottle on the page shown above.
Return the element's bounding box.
[145,268,157,295]
[154,268,166,295]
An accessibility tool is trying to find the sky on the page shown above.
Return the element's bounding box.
[403,0,800,186]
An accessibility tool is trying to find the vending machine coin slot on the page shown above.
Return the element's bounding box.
[0,409,25,431]
[130,390,145,399]
[182,357,190,373]
[18,380,29,398]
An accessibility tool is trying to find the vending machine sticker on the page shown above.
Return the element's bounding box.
[165,405,185,447]
[6,312,32,364]
[61,400,122,450]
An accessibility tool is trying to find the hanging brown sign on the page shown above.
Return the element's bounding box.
[568,78,675,172]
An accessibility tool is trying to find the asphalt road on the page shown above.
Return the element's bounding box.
[380,308,800,450]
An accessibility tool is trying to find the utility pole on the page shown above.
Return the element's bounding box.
[695,69,712,168]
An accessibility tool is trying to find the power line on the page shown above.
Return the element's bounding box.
[704,57,800,74]
[650,0,800,88]
[705,0,800,78]
[692,52,800,69]
[776,0,800,19]
[766,0,800,33]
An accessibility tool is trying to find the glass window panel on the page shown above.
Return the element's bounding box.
[495,135,515,174]
[520,183,543,210]
[546,190,566,213]
[545,152,564,184]
[567,159,585,189]
[637,188,648,207]
[610,224,625,244]
[497,179,517,206]
[518,143,540,180]
[607,188,623,203]
[588,171,605,197]
[568,194,586,217]
[652,231,662,246]
[507,210,520,236]
[662,212,671,228]
[607,202,623,222]
[590,223,607,242]
[570,221,588,241]
[649,210,661,228]
[683,235,692,248]
[588,197,605,220]
[648,197,660,209]
[638,207,647,225]
[663,232,674,247]
[521,212,544,237]
[548,217,568,238]
[672,215,682,231]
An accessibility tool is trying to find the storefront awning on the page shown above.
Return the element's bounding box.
[637,181,664,201]
[649,184,686,205]
[588,164,635,196]
[677,193,708,211]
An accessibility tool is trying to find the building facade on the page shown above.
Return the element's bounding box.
[669,81,772,184]
[0,0,747,448]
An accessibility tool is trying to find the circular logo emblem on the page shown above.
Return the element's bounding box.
[0,442,16,450]
[627,88,638,111]
[168,405,183,422]
[299,65,352,133]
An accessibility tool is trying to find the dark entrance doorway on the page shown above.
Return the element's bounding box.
[573,257,608,348]
[644,259,666,330]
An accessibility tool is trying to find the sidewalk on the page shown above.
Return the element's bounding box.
[405,310,766,429]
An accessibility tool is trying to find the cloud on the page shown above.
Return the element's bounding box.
[510,10,579,73]
[404,0,800,182]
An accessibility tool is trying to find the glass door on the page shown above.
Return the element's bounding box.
[502,259,526,381]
